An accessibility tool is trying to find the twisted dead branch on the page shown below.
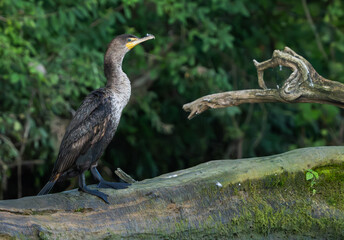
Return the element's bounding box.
[183,47,344,119]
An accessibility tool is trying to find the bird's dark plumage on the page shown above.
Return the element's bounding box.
[38,34,155,202]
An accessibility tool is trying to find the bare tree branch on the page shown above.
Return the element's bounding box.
[183,47,344,119]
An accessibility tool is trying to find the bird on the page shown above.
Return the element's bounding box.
[38,34,155,203]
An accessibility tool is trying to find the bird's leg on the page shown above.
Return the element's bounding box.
[78,172,109,204]
[90,167,131,189]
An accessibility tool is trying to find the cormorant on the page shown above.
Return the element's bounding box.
[38,34,155,203]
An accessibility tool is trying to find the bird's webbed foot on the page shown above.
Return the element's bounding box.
[97,181,130,189]
[90,167,131,190]
[78,173,109,203]
[79,185,109,203]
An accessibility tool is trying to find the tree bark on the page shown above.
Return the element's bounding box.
[0,146,344,239]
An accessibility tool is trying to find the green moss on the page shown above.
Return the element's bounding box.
[38,231,51,240]
[149,163,344,239]
[74,207,85,213]
[315,164,344,183]
[262,171,288,189]
[314,163,344,209]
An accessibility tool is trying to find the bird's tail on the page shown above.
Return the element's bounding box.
[37,180,56,195]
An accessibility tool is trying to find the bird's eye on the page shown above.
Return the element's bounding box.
[127,38,132,42]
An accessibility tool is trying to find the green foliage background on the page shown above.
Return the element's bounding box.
[0,0,343,199]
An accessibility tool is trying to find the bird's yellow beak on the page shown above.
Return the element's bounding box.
[126,34,155,50]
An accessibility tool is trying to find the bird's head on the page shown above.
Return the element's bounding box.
[106,33,155,58]
[104,34,155,79]
[124,34,155,50]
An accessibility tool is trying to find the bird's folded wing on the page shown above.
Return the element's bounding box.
[52,90,112,174]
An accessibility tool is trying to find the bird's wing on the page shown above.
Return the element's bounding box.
[52,89,113,176]
[66,89,106,134]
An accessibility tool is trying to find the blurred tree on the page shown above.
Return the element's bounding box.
[0,0,343,199]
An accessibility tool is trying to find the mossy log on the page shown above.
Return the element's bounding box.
[0,146,344,239]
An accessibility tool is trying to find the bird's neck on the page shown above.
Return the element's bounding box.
[105,58,131,104]
[106,66,131,91]
[105,54,129,87]
[106,63,124,86]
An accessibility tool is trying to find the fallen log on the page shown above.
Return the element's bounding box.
[0,146,344,239]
